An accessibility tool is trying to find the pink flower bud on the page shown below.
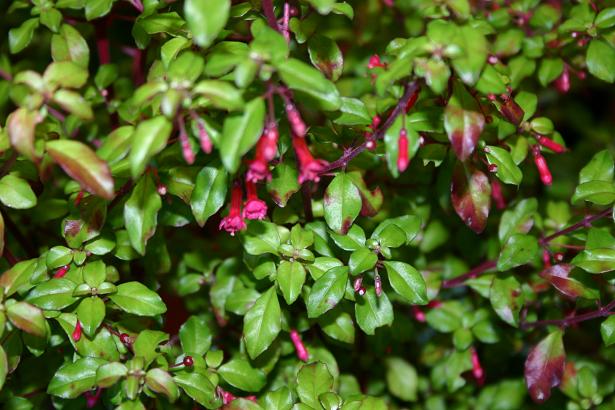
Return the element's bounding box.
[491,179,506,210]
[488,163,498,173]
[292,136,328,184]
[532,146,553,186]
[286,103,307,138]
[397,128,409,172]
[374,273,382,297]
[54,265,70,278]
[367,54,385,69]
[554,67,570,93]
[536,135,566,154]
[178,118,195,165]
[353,276,363,293]
[471,347,485,385]
[72,320,82,342]
[412,306,426,322]
[290,329,309,362]
[542,249,551,268]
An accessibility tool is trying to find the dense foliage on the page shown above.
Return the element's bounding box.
[0,0,615,408]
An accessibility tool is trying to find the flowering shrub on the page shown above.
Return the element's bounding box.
[0,0,615,408]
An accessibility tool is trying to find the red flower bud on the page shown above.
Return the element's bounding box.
[488,163,498,173]
[536,135,566,154]
[183,355,194,367]
[367,54,385,69]
[500,98,524,126]
[54,265,70,278]
[397,128,409,172]
[178,117,195,165]
[532,146,553,186]
[542,249,551,268]
[412,306,426,322]
[72,320,82,342]
[290,329,309,362]
[554,67,570,94]
[374,273,383,297]
[120,333,132,345]
[471,347,485,385]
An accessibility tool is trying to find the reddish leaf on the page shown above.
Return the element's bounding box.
[7,107,39,161]
[540,264,598,299]
[524,330,565,403]
[451,162,491,233]
[46,140,115,200]
[444,81,485,161]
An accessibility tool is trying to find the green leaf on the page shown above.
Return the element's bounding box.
[308,35,343,81]
[596,8,615,29]
[276,58,341,111]
[382,261,428,304]
[27,278,77,310]
[124,174,162,255]
[242,220,280,256]
[355,289,394,335]
[193,80,244,111]
[52,90,93,120]
[85,0,114,20]
[334,98,371,126]
[485,145,523,185]
[219,357,267,392]
[497,234,539,271]
[306,0,336,14]
[0,175,37,209]
[601,316,615,346]
[184,0,230,48]
[133,330,169,366]
[43,61,88,89]
[267,163,300,207]
[264,387,294,410]
[324,173,361,235]
[76,297,105,338]
[0,346,8,391]
[572,248,615,273]
[587,39,615,83]
[130,116,173,179]
[498,198,537,244]
[51,24,90,68]
[579,150,614,184]
[317,309,355,344]
[190,166,227,226]
[243,287,281,359]
[348,248,378,275]
[277,261,306,305]
[296,362,334,408]
[180,315,212,356]
[174,371,221,409]
[145,368,179,403]
[385,357,418,402]
[307,266,349,318]
[572,181,615,205]
[538,58,564,86]
[46,140,114,200]
[490,276,523,327]
[9,18,39,54]
[48,357,105,398]
[6,301,48,337]
[220,98,265,173]
[109,282,167,316]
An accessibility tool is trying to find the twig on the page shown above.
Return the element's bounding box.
[540,208,611,246]
[318,81,421,175]
[441,260,497,289]
[521,299,615,330]
[262,0,279,31]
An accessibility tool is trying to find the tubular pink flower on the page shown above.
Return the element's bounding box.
[219,183,247,236]
[243,181,268,220]
[292,136,328,184]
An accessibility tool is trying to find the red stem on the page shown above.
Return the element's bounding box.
[262,0,280,31]
[540,208,611,246]
[521,299,615,330]
[318,81,421,175]
[441,260,497,289]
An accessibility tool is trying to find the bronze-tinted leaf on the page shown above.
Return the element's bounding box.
[46,140,115,200]
[540,264,599,299]
[444,81,485,161]
[7,108,38,161]
[451,162,491,233]
[524,330,565,403]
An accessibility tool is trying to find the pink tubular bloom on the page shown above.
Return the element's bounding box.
[190,112,212,154]
[290,329,309,362]
[246,138,272,183]
[262,123,279,162]
[412,306,426,323]
[554,66,570,93]
[178,117,195,165]
[292,136,328,184]
[536,135,566,154]
[397,128,409,172]
[532,145,553,186]
[368,54,386,69]
[219,183,247,236]
[243,181,268,220]
[72,320,82,342]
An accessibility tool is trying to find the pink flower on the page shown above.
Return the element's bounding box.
[532,145,553,186]
[243,181,268,220]
[219,183,247,236]
[397,127,409,172]
[72,320,82,342]
[190,112,212,154]
[285,102,306,138]
[292,136,328,184]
